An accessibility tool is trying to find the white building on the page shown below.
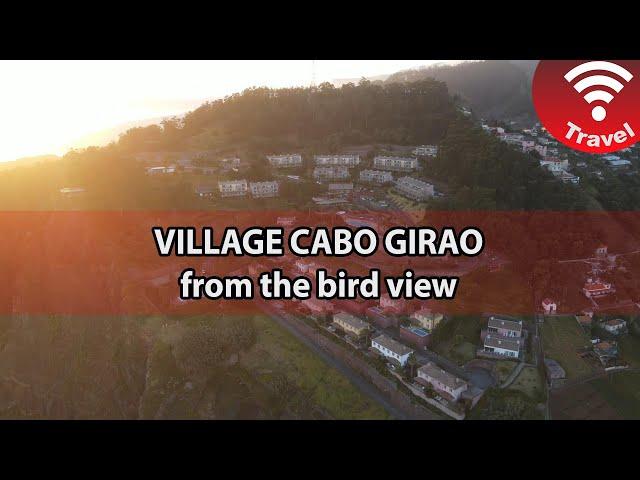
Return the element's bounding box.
[327,183,353,195]
[583,279,614,298]
[499,133,524,145]
[267,154,303,168]
[608,159,632,168]
[220,157,241,169]
[541,298,557,314]
[487,316,522,338]
[417,362,468,401]
[483,334,521,358]
[371,334,413,367]
[195,185,216,197]
[359,169,393,184]
[373,156,418,171]
[313,166,350,180]
[218,179,248,197]
[394,176,435,201]
[412,145,438,157]
[314,154,360,167]
[540,158,569,173]
[146,166,176,175]
[552,169,580,184]
[249,181,279,198]
[276,216,296,227]
[603,319,626,334]
[59,187,86,197]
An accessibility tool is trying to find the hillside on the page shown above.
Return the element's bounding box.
[385,60,537,123]
[0,154,60,171]
[116,79,457,154]
[0,78,594,212]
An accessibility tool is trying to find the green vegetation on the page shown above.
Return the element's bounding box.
[589,372,640,419]
[430,316,482,365]
[429,118,590,210]
[140,315,390,420]
[494,361,518,384]
[469,388,544,420]
[509,366,545,401]
[619,334,640,368]
[542,316,595,379]
[385,60,536,122]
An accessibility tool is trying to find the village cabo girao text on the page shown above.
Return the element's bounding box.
[152,226,484,258]
[150,225,484,302]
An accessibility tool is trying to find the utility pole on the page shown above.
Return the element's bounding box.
[311,59,316,88]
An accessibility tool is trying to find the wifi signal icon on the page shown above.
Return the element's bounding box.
[564,61,634,122]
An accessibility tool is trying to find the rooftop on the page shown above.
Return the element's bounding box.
[402,326,429,337]
[372,334,413,357]
[484,334,521,352]
[605,318,626,326]
[487,316,522,333]
[418,362,468,391]
[333,312,369,331]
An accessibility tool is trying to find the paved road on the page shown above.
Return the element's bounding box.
[257,300,409,420]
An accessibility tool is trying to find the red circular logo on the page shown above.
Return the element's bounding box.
[532,60,640,154]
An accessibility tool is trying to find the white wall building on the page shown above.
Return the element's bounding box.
[249,181,279,198]
[394,176,435,201]
[541,298,557,314]
[267,154,303,168]
[373,156,418,171]
[195,185,216,197]
[327,183,353,195]
[218,179,248,197]
[483,334,521,358]
[552,170,580,184]
[603,319,626,334]
[487,316,523,338]
[314,154,360,167]
[146,166,176,175]
[412,145,438,157]
[500,133,524,145]
[371,334,413,367]
[359,169,393,184]
[540,158,569,173]
[417,362,468,401]
[313,166,350,180]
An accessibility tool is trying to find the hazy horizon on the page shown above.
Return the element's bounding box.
[0,60,462,162]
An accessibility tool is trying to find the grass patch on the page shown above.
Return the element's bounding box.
[239,315,391,420]
[542,316,595,379]
[589,372,640,419]
[494,361,518,384]
[619,334,640,368]
[431,316,482,365]
[509,367,544,401]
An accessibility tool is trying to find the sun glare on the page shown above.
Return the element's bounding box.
[0,60,450,162]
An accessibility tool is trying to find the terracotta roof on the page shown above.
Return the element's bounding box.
[584,282,611,292]
[606,319,625,326]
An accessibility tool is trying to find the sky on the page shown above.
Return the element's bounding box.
[0,60,460,162]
